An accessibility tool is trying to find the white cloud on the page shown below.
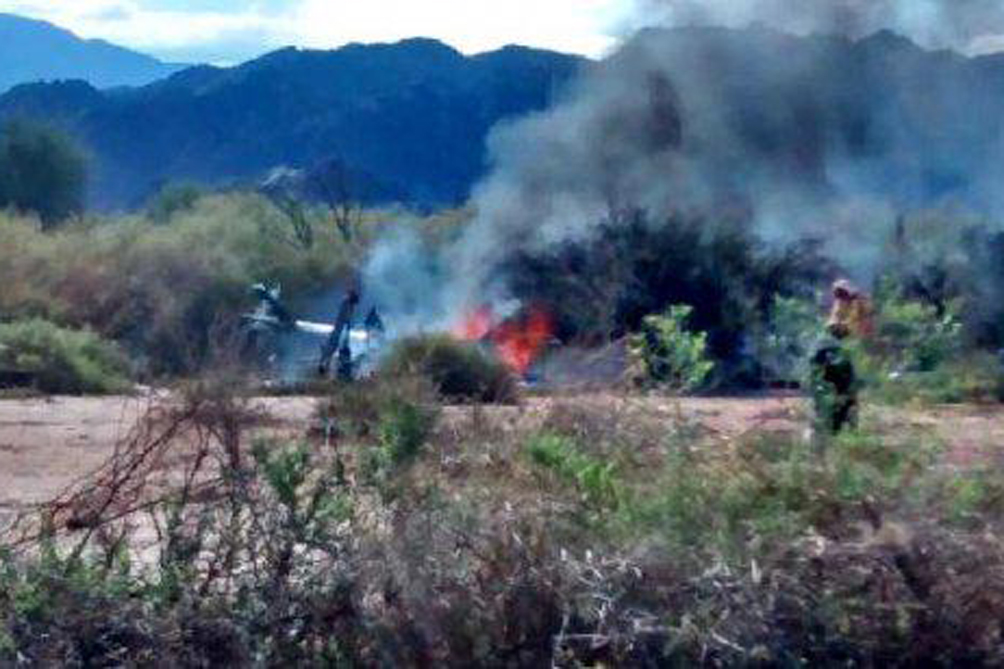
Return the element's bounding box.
[0,0,628,64]
[967,33,1004,56]
[291,0,624,56]
[0,1,279,62]
[2,0,1002,63]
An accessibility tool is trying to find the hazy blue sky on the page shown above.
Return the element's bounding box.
[0,0,632,64]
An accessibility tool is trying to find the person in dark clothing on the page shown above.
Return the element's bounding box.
[336,338,354,381]
[318,289,359,378]
[810,323,859,435]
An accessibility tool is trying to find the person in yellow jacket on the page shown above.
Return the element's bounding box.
[826,279,874,341]
[811,280,872,437]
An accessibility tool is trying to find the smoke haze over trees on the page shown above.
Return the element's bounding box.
[441,25,1004,314]
[351,17,1004,377]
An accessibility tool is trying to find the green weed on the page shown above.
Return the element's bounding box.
[945,468,1004,524]
[526,432,623,511]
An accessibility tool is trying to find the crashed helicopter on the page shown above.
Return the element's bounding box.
[242,283,385,381]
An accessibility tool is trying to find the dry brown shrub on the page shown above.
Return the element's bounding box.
[5,380,266,557]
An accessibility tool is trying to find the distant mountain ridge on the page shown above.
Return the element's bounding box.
[0,37,586,209]
[8,26,1002,216]
[0,13,184,92]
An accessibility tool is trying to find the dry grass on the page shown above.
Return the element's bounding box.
[0,384,1002,666]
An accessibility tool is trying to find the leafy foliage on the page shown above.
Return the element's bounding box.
[628,304,715,392]
[0,318,130,394]
[0,120,86,228]
[316,375,440,491]
[884,215,1004,350]
[844,287,992,405]
[504,211,831,385]
[2,386,1004,665]
[376,392,438,467]
[526,432,623,510]
[873,285,963,374]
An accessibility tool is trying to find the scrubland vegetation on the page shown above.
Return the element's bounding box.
[0,124,1000,400]
[0,318,129,394]
[0,191,372,386]
[1,375,1002,665]
[1,125,1003,666]
[3,189,1003,401]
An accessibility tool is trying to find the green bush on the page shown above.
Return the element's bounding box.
[146,182,204,224]
[620,427,940,564]
[317,375,439,437]
[757,295,820,385]
[863,356,1000,405]
[945,468,1004,524]
[875,291,963,373]
[526,432,623,510]
[628,304,714,392]
[2,389,1003,665]
[379,334,518,403]
[0,318,130,394]
[377,393,438,467]
[880,214,1004,350]
[843,288,995,405]
[503,211,833,385]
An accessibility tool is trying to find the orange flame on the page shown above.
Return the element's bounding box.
[453,305,553,376]
[492,307,554,375]
[453,305,495,341]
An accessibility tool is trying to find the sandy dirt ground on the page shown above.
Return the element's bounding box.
[0,394,1000,516]
[0,396,315,510]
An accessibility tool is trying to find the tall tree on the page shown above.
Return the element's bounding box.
[0,120,87,229]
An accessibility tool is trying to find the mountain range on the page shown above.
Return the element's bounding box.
[0,35,584,209]
[0,13,183,93]
[2,19,1004,215]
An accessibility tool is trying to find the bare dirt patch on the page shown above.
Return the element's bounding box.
[0,395,314,513]
[0,393,999,516]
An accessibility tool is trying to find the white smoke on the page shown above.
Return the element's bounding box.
[360,224,453,337]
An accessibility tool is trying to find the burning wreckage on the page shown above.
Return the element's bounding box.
[242,283,556,384]
[242,283,385,381]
